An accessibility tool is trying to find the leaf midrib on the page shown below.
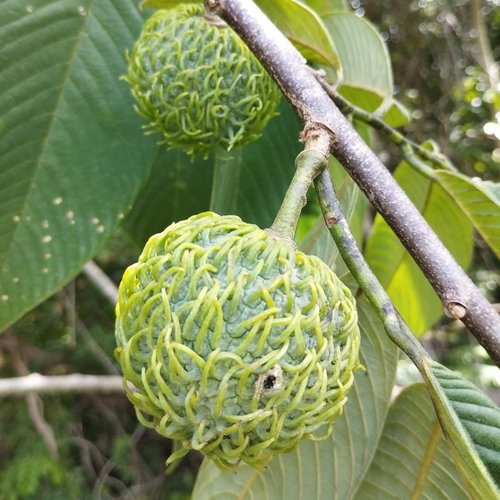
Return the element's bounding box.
[410,419,441,500]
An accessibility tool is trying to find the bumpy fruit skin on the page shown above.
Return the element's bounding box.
[115,212,360,469]
[125,5,281,158]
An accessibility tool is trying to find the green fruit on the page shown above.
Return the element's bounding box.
[115,212,360,469]
[125,4,281,158]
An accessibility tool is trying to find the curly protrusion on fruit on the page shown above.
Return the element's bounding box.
[124,5,281,158]
[115,212,361,469]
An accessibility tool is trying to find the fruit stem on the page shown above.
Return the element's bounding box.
[210,148,242,215]
[269,149,327,241]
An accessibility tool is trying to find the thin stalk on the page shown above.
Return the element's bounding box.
[269,149,327,240]
[209,148,242,215]
[315,168,425,368]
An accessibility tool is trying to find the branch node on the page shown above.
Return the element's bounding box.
[325,216,337,229]
[204,0,222,14]
[443,301,468,319]
[299,122,332,156]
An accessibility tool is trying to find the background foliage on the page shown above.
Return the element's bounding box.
[0,0,498,498]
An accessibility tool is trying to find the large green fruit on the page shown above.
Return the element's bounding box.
[115,212,360,469]
[125,4,281,158]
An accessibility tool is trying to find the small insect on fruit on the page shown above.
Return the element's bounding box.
[124,4,281,158]
[115,212,361,469]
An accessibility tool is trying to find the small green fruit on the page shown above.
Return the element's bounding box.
[125,5,281,158]
[115,212,360,469]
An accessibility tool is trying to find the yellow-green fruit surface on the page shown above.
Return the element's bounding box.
[115,212,360,469]
[125,5,281,158]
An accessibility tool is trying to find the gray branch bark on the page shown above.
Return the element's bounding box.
[205,0,500,365]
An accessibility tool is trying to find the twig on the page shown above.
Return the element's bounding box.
[93,456,128,498]
[83,261,119,306]
[315,168,426,367]
[0,373,124,397]
[71,423,110,480]
[58,284,118,375]
[10,349,60,459]
[205,0,500,366]
[26,393,59,459]
[319,84,457,172]
[126,475,166,499]
[71,435,100,482]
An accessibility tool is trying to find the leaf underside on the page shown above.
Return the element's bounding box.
[355,384,469,500]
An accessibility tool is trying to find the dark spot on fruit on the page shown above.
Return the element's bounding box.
[263,374,276,390]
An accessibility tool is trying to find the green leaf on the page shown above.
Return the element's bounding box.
[355,384,469,499]
[0,0,156,331]
[338,86,385,113]
[140,0,193,9]
[256,0,341,72]
[319,12,409,126]
[122,150,214,249]
[419,360,500,497]
[364,163,474,335]
[381,98,411,127]
[433,170,500,258]
[123,101,302,248]
[191,296,398,499]
[322,12,393,110]
[430,364,500,484]
[302,0,349,16]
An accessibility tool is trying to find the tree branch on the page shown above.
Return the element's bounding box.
[205,0,500,365]
[0,373,124,397]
